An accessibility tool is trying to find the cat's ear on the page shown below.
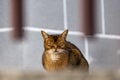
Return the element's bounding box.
[61,29,68,39]
[41,30,49,39]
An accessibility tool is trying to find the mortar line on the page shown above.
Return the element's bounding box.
[101,0,106,34]
[1,27,120,40]
[63,0,68,29]
[0,28,13,32]
[85,37,89,61]
[22,40,27,69]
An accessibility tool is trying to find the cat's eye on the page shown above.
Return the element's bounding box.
[58,41,65,47]
[47,41,54,46]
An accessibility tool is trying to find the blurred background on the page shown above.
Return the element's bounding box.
[0,0,120,72]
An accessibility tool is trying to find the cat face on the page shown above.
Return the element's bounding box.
[41,30,68,51]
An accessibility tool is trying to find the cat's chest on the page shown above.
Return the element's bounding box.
[45,49,69,62]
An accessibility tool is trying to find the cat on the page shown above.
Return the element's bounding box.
[41,29,89,72]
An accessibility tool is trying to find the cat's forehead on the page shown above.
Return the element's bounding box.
[49,34,61,38]
[46,34,62,42]
[47,34,64,41]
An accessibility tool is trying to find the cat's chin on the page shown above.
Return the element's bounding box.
[46,49,68,61]
[47,49,68,54]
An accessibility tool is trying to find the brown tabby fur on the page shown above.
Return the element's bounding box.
[41,30,89,72]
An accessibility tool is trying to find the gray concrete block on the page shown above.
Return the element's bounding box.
[89,38,120,69]
[104,0,120,35]
[0,0,10,28]
[94,0,102,33]
[0,32,23,68]
[67,0,80,31]
[21,31,44,70]
[25,0,64,30]
[67,0,102,33]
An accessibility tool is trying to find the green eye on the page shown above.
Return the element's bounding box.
[58,41,65,47]
[47,41,54,46]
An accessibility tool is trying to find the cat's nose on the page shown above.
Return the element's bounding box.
[54,49,57,52]
[54,45,58,52]
[54,45,57,49]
